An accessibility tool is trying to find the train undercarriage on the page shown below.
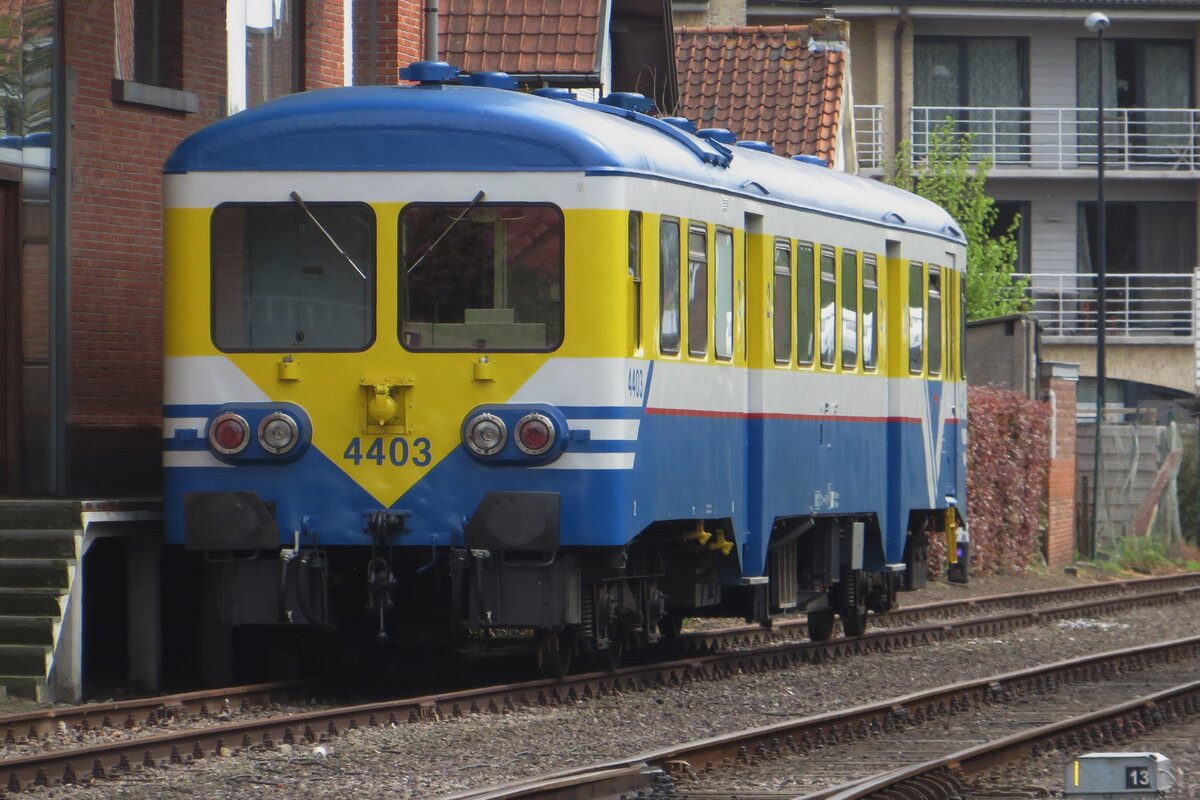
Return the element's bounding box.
[194,511,953,681]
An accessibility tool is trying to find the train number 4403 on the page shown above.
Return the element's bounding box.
[343,437,432,467]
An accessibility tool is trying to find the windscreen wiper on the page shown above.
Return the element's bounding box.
[290,191,367,280]
[406,190,487,274]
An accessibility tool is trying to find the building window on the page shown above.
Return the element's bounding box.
[227,0,303,115]
[113,0,183,89]
[992,201,1030,274]
[914,37,1029,162]
[1077,39,1193,166]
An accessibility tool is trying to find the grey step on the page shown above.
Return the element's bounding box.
[0,675,44,702]
[0,592,61,618]
[0,645,49,678]
[0,531,78,560]
[0,616,55,646]
[0,501,82,531]
[0,562,72,591]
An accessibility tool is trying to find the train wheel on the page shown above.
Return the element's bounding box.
[660,612,685,639]
[806,608,835,642]
[592,632,624,672]
[839,568,870,637]
[536,631,572,679]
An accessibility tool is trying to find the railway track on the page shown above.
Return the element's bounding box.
[441,637,1200,799]
[0,573,1196,795]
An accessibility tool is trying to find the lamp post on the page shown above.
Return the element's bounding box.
[1086,11,1110,560]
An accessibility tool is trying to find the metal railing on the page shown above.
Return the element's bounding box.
[1020,272,1195,338]
[854,104,884,169]
[909,106,1200,170]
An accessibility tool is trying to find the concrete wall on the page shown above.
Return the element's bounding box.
[1043,342,1195,395]
[964,315,1039,398]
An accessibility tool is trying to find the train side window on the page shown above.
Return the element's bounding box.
[862,254,878,371]
[212,202,376,352]
[819,246,836,368]
[841,248,858,370]
[944,268,955,380]
[629,212,642,352]
[659,219,681,355]
[796,242,815,366]
[715,228,734,360]
[773,239,792,364]
[929,266,943,375]
[688,224,709,358]
[908,261,924,374]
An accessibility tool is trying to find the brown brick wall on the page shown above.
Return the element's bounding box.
[1044,374,1078,567]
[355,0,425,85]
[61,0,420,493]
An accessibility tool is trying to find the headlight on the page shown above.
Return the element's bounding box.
[257,412,299,454]
[209,413,250,455]
[514,412,555,456]
[464,413,507,456]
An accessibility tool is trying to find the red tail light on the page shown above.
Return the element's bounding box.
[514,413,555,456]
[210,413,250,455]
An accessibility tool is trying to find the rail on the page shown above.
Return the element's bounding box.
[1019,271,1195,338]
[907,105,1200,171]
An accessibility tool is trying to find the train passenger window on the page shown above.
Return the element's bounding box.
[796,243,815,365]
[715,229,734,360]
[908,262,924,374]
[211,203,375,351]
[863,255,878,371]
[399,203,563,351]
[688,225,709,358]
[660,219,681,355]
[841,249,858,370]
[929,267,943,375]
[773,240,792,364]
[819,246,836,368]
[944,269,954,379]
[629,212,642,352]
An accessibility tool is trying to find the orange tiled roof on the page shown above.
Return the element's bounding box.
[675,25,844,164]
[439,0,604,80]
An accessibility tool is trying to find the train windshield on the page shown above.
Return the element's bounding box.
[399,203,564,351]
[211,203,376,351]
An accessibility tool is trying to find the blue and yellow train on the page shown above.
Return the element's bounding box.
[162,63,967,675]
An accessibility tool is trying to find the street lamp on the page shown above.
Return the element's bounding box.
[1086,10,1110,560]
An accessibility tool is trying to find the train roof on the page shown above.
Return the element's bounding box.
[165,81,965,244]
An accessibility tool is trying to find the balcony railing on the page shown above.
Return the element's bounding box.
[855,104,884,169]
[908,106,1200,171]
[1020,272,1195,338]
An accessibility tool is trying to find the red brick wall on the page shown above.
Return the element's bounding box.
[62,0,407,493]
[354,0,424,85]
[1044,374,1078,568]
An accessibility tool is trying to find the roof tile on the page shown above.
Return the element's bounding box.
[439,0,603,79]
[676,25,844,162]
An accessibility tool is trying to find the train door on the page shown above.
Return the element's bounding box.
[0,180,18,495]
[742,212,768,578]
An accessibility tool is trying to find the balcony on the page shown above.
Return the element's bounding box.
[1021,271,1195,341]
[855,104,885,169]
[900,106,1200,172]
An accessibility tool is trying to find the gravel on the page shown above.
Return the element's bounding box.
[31,570,1200,800]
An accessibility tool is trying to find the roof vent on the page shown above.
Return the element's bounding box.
[464,72,517,90]
[792,154,828,167]
[600,92,655,113]
[398,61,460,85]
[736,141,774,154]
[534,87,578,101]
[662,117,697,133]
[698,128,737,144]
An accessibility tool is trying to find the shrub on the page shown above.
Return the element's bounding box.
[955,385,1051,577]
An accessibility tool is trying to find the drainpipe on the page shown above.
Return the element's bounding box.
[893,7,909,163]
[425,0,439,61]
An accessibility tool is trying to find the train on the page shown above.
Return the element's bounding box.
[162,62,967,677]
